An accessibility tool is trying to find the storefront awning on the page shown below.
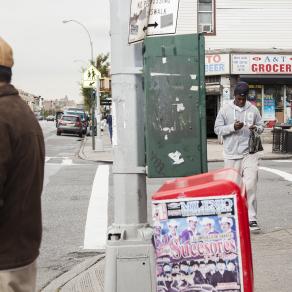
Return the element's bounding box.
[240,75,292,85]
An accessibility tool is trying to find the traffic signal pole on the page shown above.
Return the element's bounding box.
[91,89,96,150]
[104,0,155,291]
[94,77,104,151]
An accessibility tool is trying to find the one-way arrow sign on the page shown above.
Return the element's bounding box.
[129,0,180,44]
[143,22,158,32]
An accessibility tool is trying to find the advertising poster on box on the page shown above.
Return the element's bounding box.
[152,195,243,292]
[263,95,276,121]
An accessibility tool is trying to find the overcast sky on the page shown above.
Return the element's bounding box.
[1,0,110,102]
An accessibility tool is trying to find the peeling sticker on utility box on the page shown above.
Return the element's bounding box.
[168,151,184,165]
[176,103,185,112]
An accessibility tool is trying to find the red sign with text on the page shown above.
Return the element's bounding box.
[232,54,292,74]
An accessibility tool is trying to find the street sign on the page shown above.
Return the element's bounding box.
[129,0,180,43]
[100,99,112,106]
[82,65,101,89]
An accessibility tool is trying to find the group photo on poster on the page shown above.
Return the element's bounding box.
[152,197,242,292]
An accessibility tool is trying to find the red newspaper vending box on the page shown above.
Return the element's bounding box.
[152,168,253,292]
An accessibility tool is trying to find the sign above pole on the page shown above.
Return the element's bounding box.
[82,65,101,89]
[128,0,180,44]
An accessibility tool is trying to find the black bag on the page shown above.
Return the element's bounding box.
[249,129,263,154]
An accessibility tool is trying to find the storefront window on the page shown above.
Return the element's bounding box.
[264,85,284,123]
[248,85,263,114]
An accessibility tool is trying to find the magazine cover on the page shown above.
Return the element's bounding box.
[152,195,243,292]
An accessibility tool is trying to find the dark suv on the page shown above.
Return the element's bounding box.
[56,115,83,137]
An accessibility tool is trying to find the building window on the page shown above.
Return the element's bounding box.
[198,0,215,34]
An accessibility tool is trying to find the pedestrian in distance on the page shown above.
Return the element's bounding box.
[0,37,45,292]
[214,81,264,232]
[106,112,113,143]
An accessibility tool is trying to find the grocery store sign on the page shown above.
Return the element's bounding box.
[231,54,292,74]
[205,54,230,76]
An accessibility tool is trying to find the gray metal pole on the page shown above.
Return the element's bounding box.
[104,0,155,291]
[62,19,94,62]
[94,76,104,151]
[91,89,96,150]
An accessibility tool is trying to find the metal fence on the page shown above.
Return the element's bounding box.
[272,126,292,153]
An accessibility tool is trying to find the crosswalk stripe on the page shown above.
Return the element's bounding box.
[45,157,93,166]
[259,167,292,182]
[84,165,109,250]
[61,158,73,165]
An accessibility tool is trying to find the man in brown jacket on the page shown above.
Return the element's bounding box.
[0,37,45,291]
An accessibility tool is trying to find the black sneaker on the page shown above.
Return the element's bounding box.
[249,221,260,232]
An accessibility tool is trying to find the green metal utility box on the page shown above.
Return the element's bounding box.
[143,34,207,178]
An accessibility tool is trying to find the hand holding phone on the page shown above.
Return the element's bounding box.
[234,120,244,130]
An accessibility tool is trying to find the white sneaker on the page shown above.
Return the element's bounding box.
[249,221,261,232]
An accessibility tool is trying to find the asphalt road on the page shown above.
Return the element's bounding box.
[37,121,99,290]
[37,121,292,291]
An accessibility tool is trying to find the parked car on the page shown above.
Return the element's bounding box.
[64,109,88,134]
[56,114,83,137]
[46,115,55,121]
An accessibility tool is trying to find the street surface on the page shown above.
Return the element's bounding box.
[37,121,100,290]
[38,120,292,291]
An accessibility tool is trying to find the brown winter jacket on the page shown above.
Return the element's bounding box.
[0,84,45,270]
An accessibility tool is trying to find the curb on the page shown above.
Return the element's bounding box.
[41,254,105,292]
[78,137,292,164]
[78,136,113,163]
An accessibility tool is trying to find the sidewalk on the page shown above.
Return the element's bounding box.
[78,131,292,163]
[42,132,292,292]
[78,131,113,162]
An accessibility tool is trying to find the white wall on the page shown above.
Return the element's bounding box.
[205,0,292,50]
[176,0,198,34]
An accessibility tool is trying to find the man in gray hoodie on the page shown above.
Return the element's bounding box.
[214,81,264,232]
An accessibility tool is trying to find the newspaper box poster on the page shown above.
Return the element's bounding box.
[152,195,243,292]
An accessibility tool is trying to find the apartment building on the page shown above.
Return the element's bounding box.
[174,0,292,135]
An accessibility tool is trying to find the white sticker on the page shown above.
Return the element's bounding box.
[168,151,184,165]
[162,57,167,64]
[176,103,185,112]
[190,86,199,91]
[190,74,197,80]
[151,73,181,77]
[162,127,175,133]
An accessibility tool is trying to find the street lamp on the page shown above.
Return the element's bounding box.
[62,19,94,63]
[73,59,87,73]
[62,19,103,151]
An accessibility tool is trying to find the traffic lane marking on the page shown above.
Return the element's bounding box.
[84,164,109,250]
[259,167,292,182]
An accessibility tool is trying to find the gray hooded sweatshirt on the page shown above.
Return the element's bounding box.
[214,100,264,159]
